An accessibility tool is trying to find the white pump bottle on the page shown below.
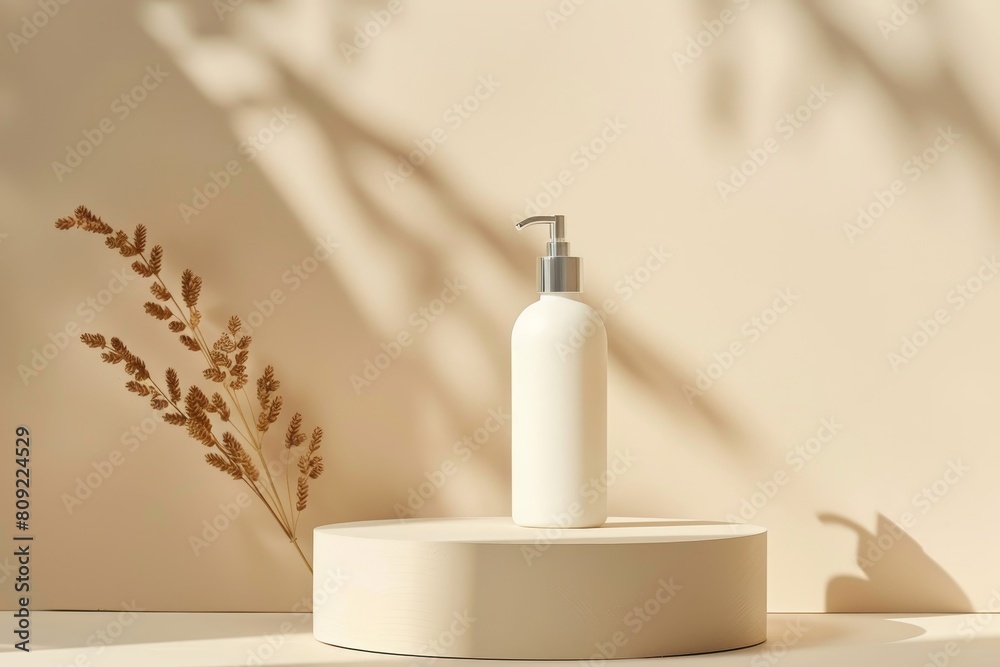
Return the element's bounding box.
[511,215,607,528]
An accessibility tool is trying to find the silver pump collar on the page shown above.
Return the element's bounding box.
[515,215,582,293]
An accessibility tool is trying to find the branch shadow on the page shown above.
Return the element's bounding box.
[819,512,972,613]
[267,52,750,449]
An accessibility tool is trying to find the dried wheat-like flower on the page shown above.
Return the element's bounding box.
[229,365,248,391]
[148,245,163,274]
[179,335,200,352]
[210,393,230,421]
[55,206,114,234]
[125,380,150,396]
[185,385,210,412]
[210,350,231,368]
[203,367,227,383]
[98,337,150,381]
[132,259,152,278]
[256,366,278,408]
[298,428,324,479]
[105,229,138,257]
[256,396,283,433]
[163,412,188,426]
[206,452,242,480]
[187,413,215,447]
[295,476,309,512]
[293,427,324,520]
[81,333,106,348]
[181,269,201,308]
[144,302,173,321]
[212,333,236,353]
[56,206,325,574]
[284,413,306,449]
[150,283,171,301]
[165,368,181,404]
[133,225,147,254]
[222,432,260,482]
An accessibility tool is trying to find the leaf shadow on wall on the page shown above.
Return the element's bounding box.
[268,55,749,447]
[819,513,972,612]
[117,0,758,591]
[702,0,1000,197]
[800,0,1000,188]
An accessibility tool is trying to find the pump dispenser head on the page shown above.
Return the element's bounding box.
[515,214,582,293]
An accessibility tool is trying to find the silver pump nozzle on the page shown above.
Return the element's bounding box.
[515,214,581,293]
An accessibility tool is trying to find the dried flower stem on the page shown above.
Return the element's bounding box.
[57,207,324,573]
[137,246,292,528]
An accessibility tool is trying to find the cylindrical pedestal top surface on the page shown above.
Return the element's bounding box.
[313,517,766,660]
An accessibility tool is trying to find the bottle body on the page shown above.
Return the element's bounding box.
[511,294,608,528]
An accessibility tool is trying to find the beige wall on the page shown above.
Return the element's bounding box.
[2,0,999,612]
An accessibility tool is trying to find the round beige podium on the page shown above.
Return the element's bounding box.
[313,517,765,660]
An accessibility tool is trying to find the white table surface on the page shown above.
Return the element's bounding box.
[2,612,999,666]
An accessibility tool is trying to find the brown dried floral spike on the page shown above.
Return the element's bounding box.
[81,333,106,348]
[185,385,210,412]
[210,393,230,421]
[126,380,150,396]
[150,283,171,301]
[206,452,242,480]
[133,225,147,254]
[181,269,201,308]
[256,365,279,411]
[222,432,260,482]
[297,429,324,479]
[106,230,137,257]
[203,367,226,383]
[132,260,153,278]
[163,412,187,426]
[144,302,173,321]
[210,350,231,368]
[284,413,305,449]
[179,335,200,352]
[256,396,283,433]
[165,368,181,403]
[68,206,114,234]
[229,365,248,391]
[187,413,214,447]
[212,334,235,354]
[295,476,309,512]
[148,245,163,274]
